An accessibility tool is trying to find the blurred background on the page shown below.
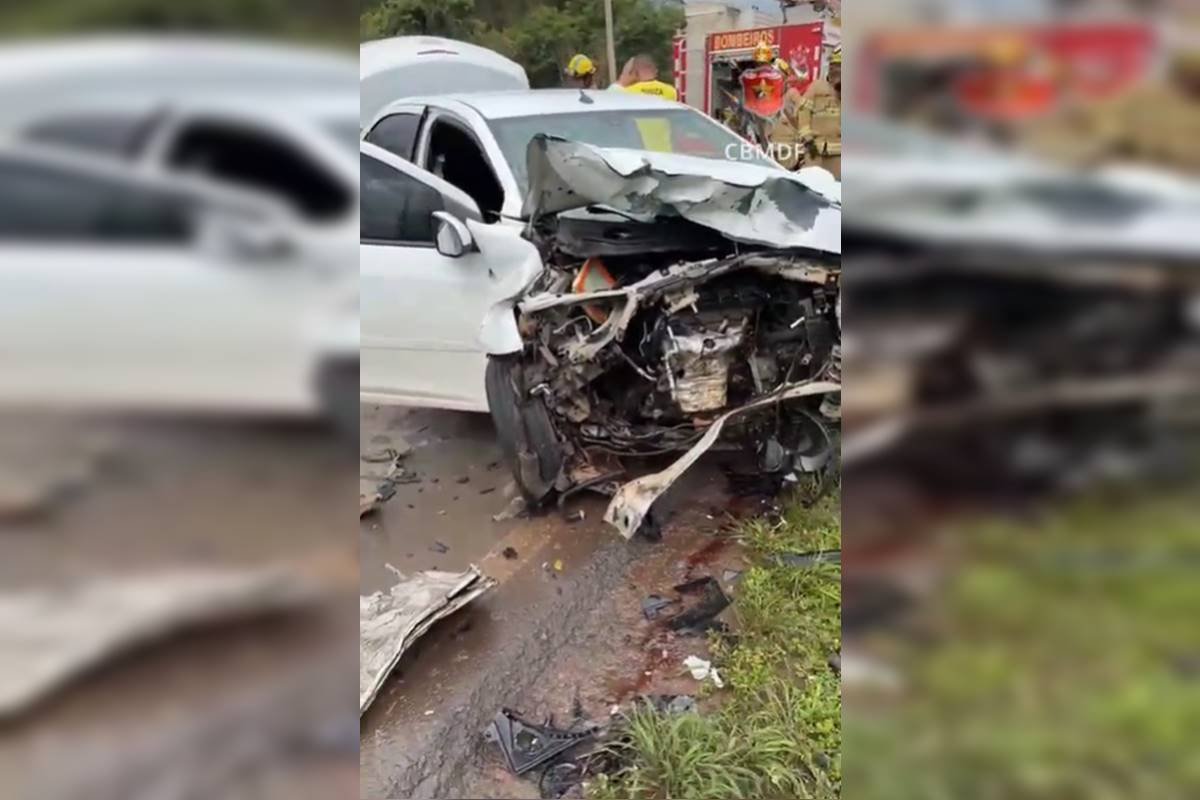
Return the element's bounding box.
[841,0,1200,797]
[0,2,358,799]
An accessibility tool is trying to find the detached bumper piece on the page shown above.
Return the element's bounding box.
[484,708,595,776]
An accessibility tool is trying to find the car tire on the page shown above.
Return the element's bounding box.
[485,354,564,504]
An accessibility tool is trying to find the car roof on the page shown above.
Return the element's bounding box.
[379,89,690,121]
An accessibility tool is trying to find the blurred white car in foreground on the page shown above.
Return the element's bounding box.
[0,37,359,428]
[0,142,357,424]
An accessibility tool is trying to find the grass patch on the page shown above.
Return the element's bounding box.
[589,486,841,799]
[847,490,1200,799]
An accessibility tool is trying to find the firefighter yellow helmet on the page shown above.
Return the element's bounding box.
[565,53,596,78]
[753,40,774,64]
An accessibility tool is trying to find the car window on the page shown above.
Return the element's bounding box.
[364,112,421,162]
[22,112,160,158]
[488,108,776,198]
[0,157,195,242]
[167,119,351,221]
[360,153,444,245]
[425,116,504,222]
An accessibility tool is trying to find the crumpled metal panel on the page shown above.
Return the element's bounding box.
[359,566,495,715]
[522,135,841,253]
[604,380,842,538]
[0,568,316,718]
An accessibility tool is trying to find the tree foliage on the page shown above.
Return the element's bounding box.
[0,0,357,44]
[360,0,684,89]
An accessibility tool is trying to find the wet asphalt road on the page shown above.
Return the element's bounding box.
[0,415,359,800]
[358,403,749,799]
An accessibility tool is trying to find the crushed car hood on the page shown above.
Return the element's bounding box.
[522,135,841,253]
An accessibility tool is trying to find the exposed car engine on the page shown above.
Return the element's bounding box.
[488,209,841,521]
[483,135,843,537]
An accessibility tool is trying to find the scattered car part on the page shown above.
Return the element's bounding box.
[359,565,495,715]
[641,595,678,621]
[605,381,840,538]
[682,656,724,689]
[0,567,316,718]
[666,577,731,635]
[483,708,594,776]
[359,448,407,518]
[539,761,585,799]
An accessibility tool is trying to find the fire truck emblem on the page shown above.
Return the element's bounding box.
[739,63,786,118]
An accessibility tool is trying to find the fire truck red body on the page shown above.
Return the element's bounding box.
[855,23,1157,122]
[673,22,826,116]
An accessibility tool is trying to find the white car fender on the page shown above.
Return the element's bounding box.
[468,219,545,355]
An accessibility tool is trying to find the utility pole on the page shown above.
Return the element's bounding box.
[604,0,617,85]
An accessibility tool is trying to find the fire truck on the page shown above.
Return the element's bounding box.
[673,22,833,119]
[855,23,1157,125]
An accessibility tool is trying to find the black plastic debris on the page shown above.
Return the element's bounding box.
[777,549,840,568]
[502,546,519,560]
[666,577,730,635]
[539,761,585,799]
[484,709,594,776]
[429,541,449,554]
[641,595,678,621]
[722,468,784,498]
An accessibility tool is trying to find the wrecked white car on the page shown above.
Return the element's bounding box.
[478,136,841,537]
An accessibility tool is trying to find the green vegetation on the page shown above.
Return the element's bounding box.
[847,490,1200,798]
[590,486,842,800]
[0,0,356,44]
[360,0,684,89]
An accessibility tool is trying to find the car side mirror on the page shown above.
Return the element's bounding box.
[433,211,475,258]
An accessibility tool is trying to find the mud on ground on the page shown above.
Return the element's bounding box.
[359,404,756,800]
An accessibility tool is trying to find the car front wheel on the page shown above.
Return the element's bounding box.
[485,354,564,504]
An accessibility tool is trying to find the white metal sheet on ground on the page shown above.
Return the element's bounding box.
[0,568,316,718]
[359,566,495,715]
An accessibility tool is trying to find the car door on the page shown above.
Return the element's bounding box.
[0,150,319,412]
[360,143,509,412]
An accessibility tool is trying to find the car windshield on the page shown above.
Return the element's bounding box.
[487,108,777,196]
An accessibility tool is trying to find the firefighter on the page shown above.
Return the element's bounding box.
[1026,47,1200,173]
[792,46,841,177]
[565,53,598,89]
